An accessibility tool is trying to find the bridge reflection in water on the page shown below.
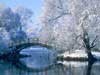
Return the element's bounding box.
[0,59,100,75]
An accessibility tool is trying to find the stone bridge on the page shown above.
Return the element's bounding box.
[0,38,53,59]
[9,38,52,53]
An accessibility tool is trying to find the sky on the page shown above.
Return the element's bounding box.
[0,0,43,22]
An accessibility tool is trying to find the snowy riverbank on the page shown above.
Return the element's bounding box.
[57,50,100,61]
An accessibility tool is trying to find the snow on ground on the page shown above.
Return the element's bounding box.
[59,50,100,60]
[92,52,100,60]
[57,61,88,67]
[59,50,88,58]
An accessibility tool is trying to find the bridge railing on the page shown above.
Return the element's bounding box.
[9,38,39,48]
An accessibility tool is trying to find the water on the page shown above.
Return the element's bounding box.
[0,46,100,75]
[19,46,57,70]
[0,60,100,75]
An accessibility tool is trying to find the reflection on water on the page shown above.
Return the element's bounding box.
[19,46,57,70]
[0,60,66,75]
[90,62,100,75]
[0,46,99,75]
[0,60,100,75]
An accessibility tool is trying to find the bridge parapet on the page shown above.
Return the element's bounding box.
[9,38,39,48]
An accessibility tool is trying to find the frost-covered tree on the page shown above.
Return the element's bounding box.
[39,0,77,51]
[14,7,36,39]
[14,7,33,29]
[0,28,10,53]
[70,0,100,50]
[0,7,34,53]
[0,8,27,43]
[66,0,100,60]
[39,0,100,53]
[77,12,98,61]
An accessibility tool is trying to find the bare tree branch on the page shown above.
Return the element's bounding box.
[48,12,70,22]
[57,0,63,9]
[90,35,98,48]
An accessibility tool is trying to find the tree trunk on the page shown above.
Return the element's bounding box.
[87,49,96,62]
[86,60,94,75]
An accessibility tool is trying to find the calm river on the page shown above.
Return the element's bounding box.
[0,60,100,75]
[0,46,100,75]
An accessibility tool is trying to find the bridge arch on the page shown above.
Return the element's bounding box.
[9,42,53,54]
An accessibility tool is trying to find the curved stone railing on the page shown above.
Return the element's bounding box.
[7,38,53,54]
